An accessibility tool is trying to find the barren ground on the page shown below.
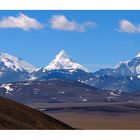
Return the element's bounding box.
[28,101,140,129]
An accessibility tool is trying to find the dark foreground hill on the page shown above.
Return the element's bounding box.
[0,96,73,129]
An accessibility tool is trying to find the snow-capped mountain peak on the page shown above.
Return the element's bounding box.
[45,50,89,72]
[56,50,70,60]
[136,52,140,58]
[0,52,36,73]
[95,51,140,77]
[114,52,140,76]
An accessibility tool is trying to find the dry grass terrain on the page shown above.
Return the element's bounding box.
[28,102,140,129]
[0,97,73,129]
[48,112,140,129]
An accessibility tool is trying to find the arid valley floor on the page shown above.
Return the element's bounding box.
[28,102,140,129]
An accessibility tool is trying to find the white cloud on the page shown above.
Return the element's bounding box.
[0,13,43,31]
[50,15,96,32]
[118,19,140,33]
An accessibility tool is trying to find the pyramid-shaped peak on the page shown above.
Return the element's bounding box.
[45,50,89,72]
[58,50,67,55]
[56,50,70,59]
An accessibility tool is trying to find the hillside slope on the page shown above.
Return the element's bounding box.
[0,97,73,129]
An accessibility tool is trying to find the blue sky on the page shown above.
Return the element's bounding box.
[0,10,140,71]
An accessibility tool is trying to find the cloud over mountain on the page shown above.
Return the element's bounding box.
[118,19,140,33]
[50,15,95,32]
[0,13,43,31]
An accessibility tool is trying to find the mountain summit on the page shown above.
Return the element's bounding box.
[115,52,140,76]
[136,52,140,58]
[45,50,89,72]
[0,52,36,73]
[93,52,140,77]
[0,52,37,83]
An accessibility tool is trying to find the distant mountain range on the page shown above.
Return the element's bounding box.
[0,50,140,93]
[87,52,140,93]
[28,50,140,93]
[0,79,134,104]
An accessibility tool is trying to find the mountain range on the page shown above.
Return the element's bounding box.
[29,50,140,93]
[1,79,131,103]
[0,50,140,95]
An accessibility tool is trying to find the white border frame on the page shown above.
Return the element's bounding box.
[0,130,140,140]
[0,0,140,10]
[0,0,140,140]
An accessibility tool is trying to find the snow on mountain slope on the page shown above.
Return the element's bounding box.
[115,52,140,76]
[28,68,47,80]
[45,50,89,72]
[0,52,36,73]
[94,52,140,77]
[86,52,140,93]
[136,52,140,58]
